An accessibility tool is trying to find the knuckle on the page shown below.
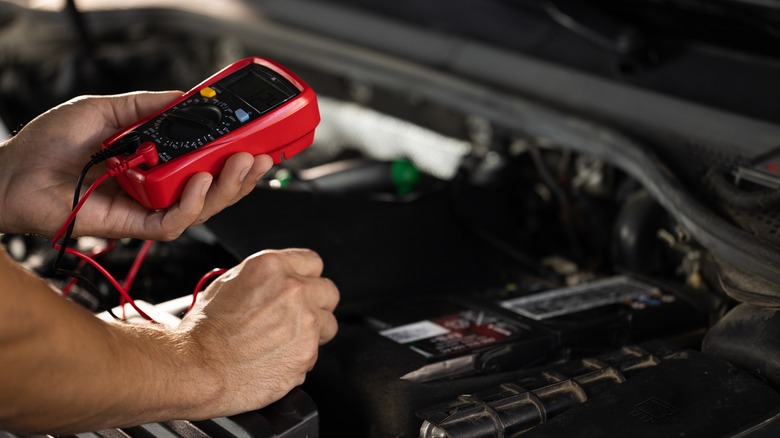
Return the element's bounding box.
[292,247,319,259]
[307,250,325,270]
[323,277,340,301]
[281,276,305,298]
[253,251,285,271]
[299,338,320,367]
[326,313,339,337]
[299,310,318,329]
[245,251,283,275]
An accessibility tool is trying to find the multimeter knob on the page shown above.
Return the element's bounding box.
[160,105,223,141]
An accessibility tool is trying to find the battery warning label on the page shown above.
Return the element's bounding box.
[379,310,527,358]
[500,276,660,320]
[380,321,450,344]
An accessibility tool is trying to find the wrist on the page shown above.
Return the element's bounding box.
[105,322,226,424]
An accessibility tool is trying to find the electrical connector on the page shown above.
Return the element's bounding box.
[107,142,159,176]
[90,132,143,164]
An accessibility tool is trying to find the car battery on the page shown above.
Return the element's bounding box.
[305,295,560,437]
[494,275,708,351]
[305,275,708,437]
[365,297,559,382]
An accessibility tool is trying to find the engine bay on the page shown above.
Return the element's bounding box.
[2,1,780,436]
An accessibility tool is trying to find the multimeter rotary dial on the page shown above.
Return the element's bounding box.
[147,98,234,156]
[161,105,222,141]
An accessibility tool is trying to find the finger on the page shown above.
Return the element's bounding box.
[290,275,339,312]
[318,311,339,345]
[200,153,254,213]
[101,91,183,130]
[276,248,326,278]
[236,154,273,198]
[253,248,325,278]
[310,277,340,312]
[151,173,213,240]
[197,153,273,223]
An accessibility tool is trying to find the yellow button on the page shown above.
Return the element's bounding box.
[200,87,217,98]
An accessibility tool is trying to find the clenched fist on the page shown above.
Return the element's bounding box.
[177,248,339,417]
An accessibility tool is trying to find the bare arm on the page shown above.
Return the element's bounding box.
[0,247,339,433]
[0,248,209,431]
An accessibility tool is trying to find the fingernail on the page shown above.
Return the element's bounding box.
[239,166,251,182]
[201,177,213,196]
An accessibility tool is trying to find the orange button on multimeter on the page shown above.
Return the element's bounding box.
[199,86,217,98]
[102,57,320,210]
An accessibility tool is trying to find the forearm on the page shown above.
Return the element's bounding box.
[0,249,221,433]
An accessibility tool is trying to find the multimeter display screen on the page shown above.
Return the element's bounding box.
[225,69,297,114]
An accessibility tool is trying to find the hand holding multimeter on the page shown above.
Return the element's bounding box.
[0,58,337,427]
[24,57,321,322]
[103,57,320,210]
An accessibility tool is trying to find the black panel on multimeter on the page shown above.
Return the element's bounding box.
[135,65,300,164]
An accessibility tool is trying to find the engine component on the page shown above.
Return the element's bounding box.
[518,349,780,437]
[417,342,672,437]
[419,345,780,438]
[285,158,421,196]
[703,303,780,387]
[312,97,471,180]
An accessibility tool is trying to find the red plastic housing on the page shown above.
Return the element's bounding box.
[102,57,320,210]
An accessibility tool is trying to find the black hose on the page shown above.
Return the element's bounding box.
[705,168,780,212]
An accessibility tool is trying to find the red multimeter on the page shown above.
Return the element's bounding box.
[102,57,320,210]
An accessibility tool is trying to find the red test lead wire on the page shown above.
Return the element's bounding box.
[52,171,155,322]
[61,239,117,297]
[120,239,155,319]
[56,142,228,324]
[188,268,228,314]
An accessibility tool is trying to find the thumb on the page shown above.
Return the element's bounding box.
[100,91,183,131]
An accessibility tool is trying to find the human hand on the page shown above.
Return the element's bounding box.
[0,92,273,240]
[177,248,339,416]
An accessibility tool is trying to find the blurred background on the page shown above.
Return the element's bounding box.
[3,1,780,436]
